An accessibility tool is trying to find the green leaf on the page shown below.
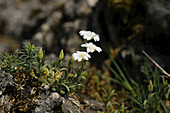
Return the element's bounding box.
[107,89,115,100]
[41,82,46,87]
[69,84,82,88]
[48,78,54,85]
[106,101,111,108]
[79,75,86,80]
[40,64,48,72]
[39,77,47,82]
[160,99,168,113]
[52,87,57,91]
[130,96,142,107]
[61,84,70,92]
[68,57,74,71]
[60,90,65,94]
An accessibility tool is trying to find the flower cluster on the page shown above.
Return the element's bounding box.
[72,30,102,62]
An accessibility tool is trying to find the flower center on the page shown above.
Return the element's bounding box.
[79,54,85,58]
[87,33,93,37]
[89,45,95,50]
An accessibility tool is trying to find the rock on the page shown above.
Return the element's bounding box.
[0,0,40,37]
[32,32,44,47]
[60,19,86,55]
[0,95,13,112]
[34,93,82,113]
[87,0,99,7]
[44,32,54,51]
[75,0,92,16]
[61,94,81,113]
[63,1,75,19]
[45,11,63,27]
[0,69,15,112]
[147,0,170,28]
[79,94,104,113]
[34,92,62,113]
[0,68,16,95]
[0,0,65,39]
[0,0,98,58]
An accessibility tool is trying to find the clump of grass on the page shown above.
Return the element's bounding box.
[105,48,169,112]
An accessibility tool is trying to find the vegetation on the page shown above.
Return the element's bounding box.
[0,43,86,112]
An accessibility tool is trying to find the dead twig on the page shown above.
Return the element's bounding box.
[142,50,170,78]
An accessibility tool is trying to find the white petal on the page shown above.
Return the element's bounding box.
[87,48,91,53]
[91,32,96,36]
[88,42,93,45]
[87,53,91,58]
[96,47,102,52]
[72,53,77,58]
[79,30,87,36]
[81,43,87,47]
[84,56,88,60]
[78,58,82,62]
[84,35,91,40]
[93,35,100,42]
[76,51,81,54]
[72,54,78,60]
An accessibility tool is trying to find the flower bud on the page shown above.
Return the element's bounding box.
[59,49,64,60]
[148,80,153,92]
[39,47,44,60]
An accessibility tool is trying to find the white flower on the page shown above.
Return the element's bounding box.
[79,30,100,42]
[72,51,91,62]
[81,42,102,53]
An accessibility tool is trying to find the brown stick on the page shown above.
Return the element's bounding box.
[142,50,170,78]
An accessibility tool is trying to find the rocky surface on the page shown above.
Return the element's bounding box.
[0,0,99,56]
[0,68,16,96]
[34,92,62,113]
[0,67,103,113]
[0,68,16,112]
[147,0,170,28]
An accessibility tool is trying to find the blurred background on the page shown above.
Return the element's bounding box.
[0,0,170,112]
[0,0,170,71]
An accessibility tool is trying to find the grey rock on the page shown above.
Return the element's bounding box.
[45,11,63,27]
[44,53,57,64]
[34,93,81,113]
[75,0,92,16]
[1,0,40,37]
[32,32,44,47]
[147,0,170,28]
[0,69,16,95]
[32,11,62,50]
[34,92,62,113]
[63,1,75,19]
[61,19,86,55]
[79,94,104,113]
[0,69,14,112]
[61,95,81,113]
[44,32,54,51]
[0,0,65,38]
[0,95,13,112]
[32,31,54,51]
[66,33,82,54]
[0,0,98,58]
[87,0,99,7]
